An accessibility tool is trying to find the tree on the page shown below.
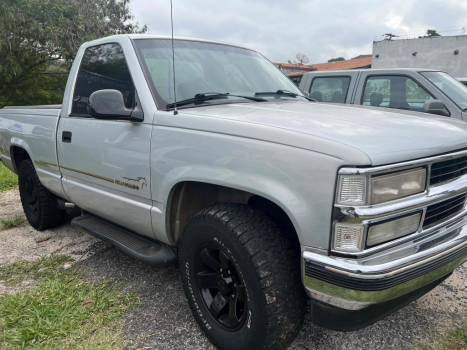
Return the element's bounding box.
[419,29,441,38]
[0,0,147,107]
[328,57,345,63]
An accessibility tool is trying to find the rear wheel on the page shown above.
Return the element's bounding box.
[18,159,66,230]
[179,204,307,350]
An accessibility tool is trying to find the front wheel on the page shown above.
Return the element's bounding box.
[179,204,307,350]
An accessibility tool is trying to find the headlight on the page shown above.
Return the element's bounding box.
[370,168,426,205]
[336,168,426,206]
[366,213,421,247]
[332,213,421,252]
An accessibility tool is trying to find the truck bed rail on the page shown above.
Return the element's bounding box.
[2,105,62,110]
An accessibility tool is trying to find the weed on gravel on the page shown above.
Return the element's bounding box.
[1,216,25,230]
[0,161,18,192]
[0,255,138,349]
[415,325,467,349]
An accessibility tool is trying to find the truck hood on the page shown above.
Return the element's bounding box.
[181,101,467,166]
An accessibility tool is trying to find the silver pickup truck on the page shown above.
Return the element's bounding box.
[299,68,467,120]
[1,35,467,350]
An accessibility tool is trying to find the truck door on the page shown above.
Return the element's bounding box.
[57,42,154,239]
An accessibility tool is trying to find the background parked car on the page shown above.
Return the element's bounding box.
[299,68,467,120]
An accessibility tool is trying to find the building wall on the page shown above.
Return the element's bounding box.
[372,35,467,77]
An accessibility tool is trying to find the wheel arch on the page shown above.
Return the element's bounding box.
[166,180,301,253]
[10,143,33,174]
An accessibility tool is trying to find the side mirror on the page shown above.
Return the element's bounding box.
[302,91,310,98]
[88,89,143,121]
[423,100,449,117]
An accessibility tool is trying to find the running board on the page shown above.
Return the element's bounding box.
[72,214,177,266]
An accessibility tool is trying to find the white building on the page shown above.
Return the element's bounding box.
[372,35,467,78]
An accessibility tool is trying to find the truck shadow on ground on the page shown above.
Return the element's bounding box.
[79,242,466,350]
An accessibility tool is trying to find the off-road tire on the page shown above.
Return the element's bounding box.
[179,203,307,350]
[18,159,66,230]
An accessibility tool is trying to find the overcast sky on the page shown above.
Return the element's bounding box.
[131,0,467,64]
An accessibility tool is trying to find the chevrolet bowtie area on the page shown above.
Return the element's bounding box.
[1,34,467,350]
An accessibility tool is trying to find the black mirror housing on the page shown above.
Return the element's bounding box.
[423,100,449,117]
[88,89,143,122]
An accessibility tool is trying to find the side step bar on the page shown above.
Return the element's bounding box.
[72,214,177,266]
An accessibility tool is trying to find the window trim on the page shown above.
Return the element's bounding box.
[70,42,136,119]
[359,74,450,116]
[309,75,352,103]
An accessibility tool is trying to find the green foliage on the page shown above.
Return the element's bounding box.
[419,29,441,38]
[328,57,345,63]
[0,255,137,349]
[0,0,147,108]
[1,216,25,230]
[0,160,18,192]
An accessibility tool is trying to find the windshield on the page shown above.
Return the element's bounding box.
[133,39,305,109]
[421,71,467,110]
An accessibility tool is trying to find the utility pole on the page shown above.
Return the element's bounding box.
[462,27,465,35]
[384,33,399,40]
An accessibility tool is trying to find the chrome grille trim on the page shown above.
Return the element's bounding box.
[430,155,467,186]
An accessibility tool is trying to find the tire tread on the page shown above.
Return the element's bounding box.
[181,203,307,350]
[19,159,65,230]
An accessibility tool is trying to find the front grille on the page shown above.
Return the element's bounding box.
[430,155,467,186]
[423,193,467,228]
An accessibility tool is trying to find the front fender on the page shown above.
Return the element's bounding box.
[151,129,355,249]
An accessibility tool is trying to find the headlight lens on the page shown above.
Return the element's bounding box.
[366,213,421,247]
[370,168,426,205]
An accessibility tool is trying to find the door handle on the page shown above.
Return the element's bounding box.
[62,131,72,143]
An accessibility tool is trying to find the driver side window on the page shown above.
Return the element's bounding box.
[71,43,135,116]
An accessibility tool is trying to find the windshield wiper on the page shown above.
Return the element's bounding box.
[255,89,316,101]
[166,92,267,109]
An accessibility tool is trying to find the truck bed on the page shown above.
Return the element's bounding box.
[0,106,65,199]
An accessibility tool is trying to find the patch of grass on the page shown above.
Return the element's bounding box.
[0,255,73,286]
[415,325,467,349]
[0,160,18,192]
[0,256,137,349]
[1,216,25,230]
[444,327,467,349]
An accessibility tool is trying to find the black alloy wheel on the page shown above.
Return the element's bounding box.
[196,244,248,331]
[23,172,40,219]
[179,204,307,350]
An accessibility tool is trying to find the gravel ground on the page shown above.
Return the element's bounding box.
[1,189,466,349]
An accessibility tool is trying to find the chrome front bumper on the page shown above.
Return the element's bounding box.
[303,151,467,311]
[303,218,467,310]
[302,221,467,310]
